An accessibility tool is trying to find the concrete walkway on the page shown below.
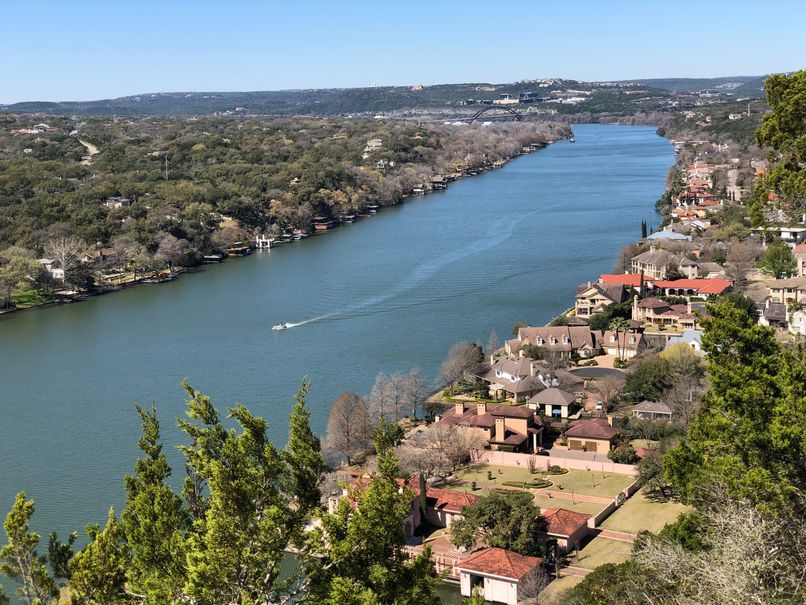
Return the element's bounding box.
[593,528,637,542]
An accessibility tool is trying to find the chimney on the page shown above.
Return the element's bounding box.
[476,402,487,416]
[495,417,505,442]
[454,402,465,416]
[606,415,614,427]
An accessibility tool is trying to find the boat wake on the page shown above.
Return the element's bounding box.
[274,210,536,330]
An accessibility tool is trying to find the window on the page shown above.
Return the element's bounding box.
[537,338,544,345]
[549,336,557,345]
[562,336,570,344]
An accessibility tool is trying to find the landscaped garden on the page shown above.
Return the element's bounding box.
[454,463,636,499]
[600,486,691,534]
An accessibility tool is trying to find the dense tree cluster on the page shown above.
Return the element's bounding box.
[567,297,806,605]
[0,380,441,604]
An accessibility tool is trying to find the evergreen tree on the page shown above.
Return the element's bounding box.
[285,380,325,517]
[68,509,128,605]
[182,396,298,604]
[47,531,76,584]
[664,298,805,513]
[176,379,227,522]
[308,447,441,604]
[641,220,647,239]
[121,403,188,603]
[758,238,797,278]
[0,492,57,605]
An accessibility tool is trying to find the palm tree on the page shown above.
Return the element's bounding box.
[608,317,632,362]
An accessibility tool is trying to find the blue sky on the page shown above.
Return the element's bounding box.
[1,0,803,103]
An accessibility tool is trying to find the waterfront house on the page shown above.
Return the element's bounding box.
[632,400,674,421]
[458,547,544,605]
[652,278,732,299]
[539,508,591,552]
[646,229,692,242]
[563,417,620,453]
[601,330,646,359]
[506,326,600,359]
[434,402,544,453]
[38,258,64,281]
[574,282,628,317]
[478,356,546,402]
[599,273,654,292]
[631,296,699,331]
[631,248,698,280]
[526,387,579,419]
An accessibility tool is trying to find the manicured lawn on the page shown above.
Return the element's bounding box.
[455,463,635,499]
[540,575,583,605]
[574,536,632,570]
[601,487,691,534]
[531,494,605,516]
[11,288,51,308]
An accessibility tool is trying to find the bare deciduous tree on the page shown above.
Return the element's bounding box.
[403,368,428,419]
[323,392,372,466]
[725,239,761,290]
[44,236,90,275]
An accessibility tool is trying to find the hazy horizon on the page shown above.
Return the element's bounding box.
[2,0,803,104]
[0,73,778,106]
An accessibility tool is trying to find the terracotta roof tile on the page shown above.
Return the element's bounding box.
[458,547,543,580]
[564,418,619,440]
[540,508,590,537]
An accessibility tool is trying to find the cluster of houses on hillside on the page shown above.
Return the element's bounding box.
[334,472,595,605]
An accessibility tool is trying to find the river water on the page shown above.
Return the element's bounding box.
[0,124,672,568]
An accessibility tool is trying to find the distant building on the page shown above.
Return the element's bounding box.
[103,196,132,209]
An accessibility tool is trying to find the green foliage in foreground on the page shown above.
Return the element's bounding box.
[569,296,806,605]
[1,380,441,604]
[750,70,806,225]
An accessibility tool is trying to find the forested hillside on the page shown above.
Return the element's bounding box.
[0,114,566,289]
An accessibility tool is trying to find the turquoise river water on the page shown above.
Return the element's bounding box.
[0,125,673,596]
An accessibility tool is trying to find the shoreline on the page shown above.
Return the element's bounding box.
[1,135,567,320]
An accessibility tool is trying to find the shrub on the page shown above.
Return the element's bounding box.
[471,481,477,491]
[608,443,638,464]
[547,465,568,475]
[501,480,552,489]
[487,470,494,481]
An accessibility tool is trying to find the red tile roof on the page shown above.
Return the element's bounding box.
[564,418,619,440]
[540,508,591,537]
[653,278,732,295]
[599,273,649,287]
[426,486,480,513]
[458,547,543,580]
[794,244,806,254]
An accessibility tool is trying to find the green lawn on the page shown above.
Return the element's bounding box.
[10,288,51,308]
[455,463,635,499]
[574,536,633,570]
[600,487,691,534]
[540,575,583,605]
[531,494,605,516]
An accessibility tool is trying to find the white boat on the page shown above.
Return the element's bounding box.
[272,323,291,331]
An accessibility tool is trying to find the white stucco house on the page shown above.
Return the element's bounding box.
[458,547,544,605]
